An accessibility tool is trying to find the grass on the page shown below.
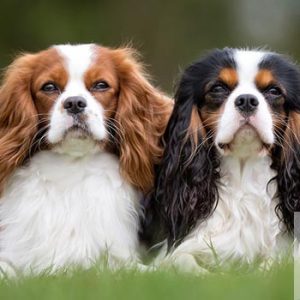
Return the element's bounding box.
[0,262,294,300]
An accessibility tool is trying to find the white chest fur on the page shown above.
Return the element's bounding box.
[170,155,288,268]
[0,150,141,275]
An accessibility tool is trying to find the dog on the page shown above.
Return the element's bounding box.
[142,48,299,272]
[0,44,172,276]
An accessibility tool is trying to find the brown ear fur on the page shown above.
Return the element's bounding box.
[282,111,300,161]
[111,48,173,193]
[0,54,38,194]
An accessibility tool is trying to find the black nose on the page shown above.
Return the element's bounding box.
[234,94,259,115]
[63,96,87,114]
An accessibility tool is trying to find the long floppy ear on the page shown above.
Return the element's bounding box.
[151,74,220,247]
[0,54,38,194]
[111,48,173,193]
[275,110,300,232]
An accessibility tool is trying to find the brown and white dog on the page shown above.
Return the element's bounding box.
[0,44,172,276]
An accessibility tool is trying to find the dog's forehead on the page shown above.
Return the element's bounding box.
[198,49,270,89]
[233,50,267,84]
[194,49,273,89]
[53,44,96,80]
[212,49,283,90]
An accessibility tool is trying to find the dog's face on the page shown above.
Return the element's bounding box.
[0,44,172,192]
[41,45,118,145]
[190,49,298,157]
[16,44,133,146]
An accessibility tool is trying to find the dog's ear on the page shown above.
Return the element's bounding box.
[111,47,173,193]
[0,54,38,194]
[273,58,300,234]
[275,110,300,232]
[151,69,220,247]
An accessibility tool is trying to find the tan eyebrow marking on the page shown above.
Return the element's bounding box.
[218,68,238,89]
[255,69,276,89]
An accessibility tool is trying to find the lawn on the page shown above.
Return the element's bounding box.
[0,262,293,300]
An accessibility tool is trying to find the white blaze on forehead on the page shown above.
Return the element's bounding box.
[234,50,267,84]
[54,44,95,82]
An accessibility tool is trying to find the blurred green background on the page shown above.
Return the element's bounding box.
[0,0,299,93]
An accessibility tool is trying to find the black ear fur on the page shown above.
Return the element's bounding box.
[274,112,300,233]
[149,73,220,248]
[140,49,237,248]
[268,55,300,233]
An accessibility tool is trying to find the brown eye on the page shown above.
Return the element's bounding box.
[91,81,110,92]
[264,86,282,97]
[41,82,60,93]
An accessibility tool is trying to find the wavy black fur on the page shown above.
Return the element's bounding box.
[141,49,237,248]
[141,49,300,250]
[273,136,300,232]
[154,103,220,248]
[261,53,300,231]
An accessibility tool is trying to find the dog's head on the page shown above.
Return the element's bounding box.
[0,44,172,193]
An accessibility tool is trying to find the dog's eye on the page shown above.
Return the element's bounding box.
[41,82,60,93]
[91,81,110,91]
[265,86,282,97]
[209,84,229,94]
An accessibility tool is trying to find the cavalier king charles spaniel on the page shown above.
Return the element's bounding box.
[142,48,299,272]
[0,44,172,276]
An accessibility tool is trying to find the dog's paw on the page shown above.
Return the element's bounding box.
[0,259,18,280]
[157,253,209,274]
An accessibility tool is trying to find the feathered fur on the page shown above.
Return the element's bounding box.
[0,44,172,275]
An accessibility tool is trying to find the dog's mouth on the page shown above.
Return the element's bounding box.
[217,123,272,157]
[64,118,91,140]
[54,120,101,157]
[66,125,90,137]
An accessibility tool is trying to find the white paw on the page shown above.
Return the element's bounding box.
[170,253,209,274]
[0,259,18,279]
[135,262,157,272]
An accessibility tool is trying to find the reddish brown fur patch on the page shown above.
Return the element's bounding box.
[218,68,238,89]
[104,46,173,192]
[255,69,275,90]
[0,48,69,194]
[188,106,205,145]
[282,111,300,161]
[84,46,119,121]
[32,48,68,117]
